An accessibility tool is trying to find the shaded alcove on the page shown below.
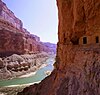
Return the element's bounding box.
[71,36,79,45]
[0,52,22,58]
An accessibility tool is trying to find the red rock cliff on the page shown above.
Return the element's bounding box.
[0,0,54,57]
[18,0,100,95]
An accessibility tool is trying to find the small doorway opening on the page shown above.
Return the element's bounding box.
[96,36,99,43]
[83,37,87,44]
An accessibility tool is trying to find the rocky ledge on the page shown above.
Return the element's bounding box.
[0,52,54,80]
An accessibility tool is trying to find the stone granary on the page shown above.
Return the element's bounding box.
[0,0,54,57]
[72,32,100,45]
[79,32,100,45]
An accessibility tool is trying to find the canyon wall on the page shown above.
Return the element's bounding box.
[18,0,100,95]
[0,0,55,57]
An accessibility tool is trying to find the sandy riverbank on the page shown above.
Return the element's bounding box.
[0,52,51,80]
[19,63,48,78]
[18,71,36,78]
[0,55,55,95]
[5,81,41,88]
[0,63,48,95]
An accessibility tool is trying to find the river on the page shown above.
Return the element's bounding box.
[0,57,54,87]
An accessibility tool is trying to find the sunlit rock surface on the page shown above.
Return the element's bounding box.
[0,0,56,57]
[18,0,100,95]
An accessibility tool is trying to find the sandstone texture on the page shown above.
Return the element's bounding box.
[18,0,100,95]
[0,0,56,57]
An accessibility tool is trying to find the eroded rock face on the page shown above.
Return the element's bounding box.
[0,0,55,57]
[18,0,100,95]
[43,42,57,54]
[0,30,24,57]
[0,52,51,79]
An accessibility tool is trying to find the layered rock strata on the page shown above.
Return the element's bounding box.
[0,0,55,57]
[18,0,100,95]
[43,42,57,54]
[0,52,51,80]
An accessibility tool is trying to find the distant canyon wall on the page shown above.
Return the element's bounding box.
[0,0,23,30]
[0,0,56,57]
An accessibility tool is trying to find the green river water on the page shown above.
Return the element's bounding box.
[0,58,54,87]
